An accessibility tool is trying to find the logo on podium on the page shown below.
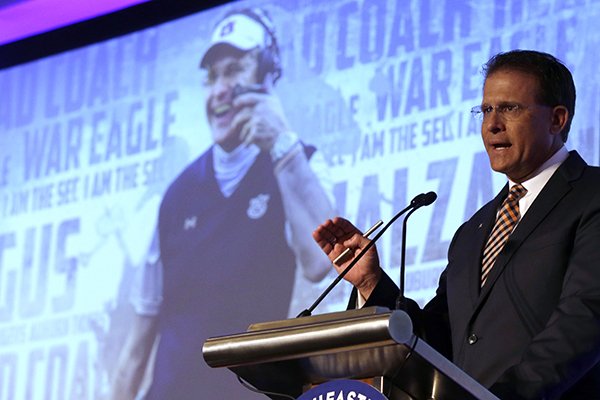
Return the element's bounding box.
[298,379,388,400]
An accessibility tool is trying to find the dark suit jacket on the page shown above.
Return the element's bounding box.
[362,151,600,399]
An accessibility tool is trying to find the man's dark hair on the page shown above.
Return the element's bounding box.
[482,50,576,142]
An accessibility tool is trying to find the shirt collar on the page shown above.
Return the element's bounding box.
[508,146,569,216]
[212,144,260,197]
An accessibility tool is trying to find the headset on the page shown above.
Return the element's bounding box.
[221,7,282,84]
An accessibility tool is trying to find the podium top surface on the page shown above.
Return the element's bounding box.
[247,306,392,332]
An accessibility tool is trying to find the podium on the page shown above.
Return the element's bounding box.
[203,307,499,399]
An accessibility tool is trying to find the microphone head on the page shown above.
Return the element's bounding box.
[411,191,437,207]
[421,191,437,206]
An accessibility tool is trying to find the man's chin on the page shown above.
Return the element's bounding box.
[487,152,513,173]
[488,160,511,177]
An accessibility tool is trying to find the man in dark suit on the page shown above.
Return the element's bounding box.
[313,50,600,399]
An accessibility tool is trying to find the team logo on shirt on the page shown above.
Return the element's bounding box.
[183,216,197,230]
[247,194,270,219]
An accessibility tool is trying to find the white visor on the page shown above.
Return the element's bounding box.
[200,13,266,68]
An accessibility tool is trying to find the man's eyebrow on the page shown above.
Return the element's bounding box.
[481,101,518,106]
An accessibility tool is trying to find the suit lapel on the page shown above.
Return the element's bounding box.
[474,151,585,310]
[466,188,507,306]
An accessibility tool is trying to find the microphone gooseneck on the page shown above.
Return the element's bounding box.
[396,191,437,310]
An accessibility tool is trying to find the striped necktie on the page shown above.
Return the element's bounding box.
[481,184,527,287]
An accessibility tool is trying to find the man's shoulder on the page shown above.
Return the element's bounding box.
[162,148,213,203]
[579,161,600,181]
[558,151,600,193]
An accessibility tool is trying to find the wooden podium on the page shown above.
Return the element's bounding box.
[202,307,499,399]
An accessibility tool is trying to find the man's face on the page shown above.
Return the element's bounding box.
[205,50,259,151]
[480,69,565,182]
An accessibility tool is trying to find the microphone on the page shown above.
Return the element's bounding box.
[232,83,267,98]
[396,191,437,310]
[411,191,437,208]
[296,192,435,318]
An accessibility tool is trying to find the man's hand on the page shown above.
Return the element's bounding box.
[312,217,382,298]
[230,91,291,151]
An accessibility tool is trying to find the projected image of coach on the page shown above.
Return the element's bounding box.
[110,7,335,400]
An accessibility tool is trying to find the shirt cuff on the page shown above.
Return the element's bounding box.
[356,290,368,308]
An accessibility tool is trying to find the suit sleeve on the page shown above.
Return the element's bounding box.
[361,271,400,309]
[349,269,453,359]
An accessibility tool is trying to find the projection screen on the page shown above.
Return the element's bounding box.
[0,0,599,398]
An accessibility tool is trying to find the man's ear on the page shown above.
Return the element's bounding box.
[550,105,569,136]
